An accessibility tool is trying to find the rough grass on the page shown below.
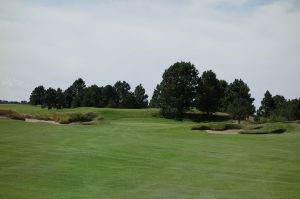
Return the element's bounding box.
[0,106,100,124]
[0,109,25,120]
[27,112,101,124]
[0,104,300,199]
[191,122,241,131]
[240,123,292,134]
[192,122,292,135]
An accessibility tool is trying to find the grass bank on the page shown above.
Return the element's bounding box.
[0,105,101,124]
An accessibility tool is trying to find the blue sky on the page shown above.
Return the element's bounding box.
[0,0,300,107]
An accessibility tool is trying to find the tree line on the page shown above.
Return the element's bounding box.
[0,100,27,104]
[29,61,300,122]
[149,62,255,123]
[258,90,300,121]
[29,79,148,109]
[149,61,300,122]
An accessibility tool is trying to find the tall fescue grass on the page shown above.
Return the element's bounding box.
[0,109,100,124]
[0,109,25,120]
[191,122,241,131]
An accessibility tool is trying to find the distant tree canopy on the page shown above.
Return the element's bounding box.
[0,100,27,104]
[258,91,300,121]
[29,79,148,109]
[28,61,299,122]
[151,62,256,121]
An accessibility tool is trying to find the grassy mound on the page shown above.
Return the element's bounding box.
[238,123,292,134]
[240,128,286,134]
[240,125,286,134]
[60,112,101,124]
[192,122,292,135]
[28,112,101,124]
[0,109,25,120]
[192,122,241,131]
[0,108,101,124]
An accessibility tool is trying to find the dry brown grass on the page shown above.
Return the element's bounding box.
[0,109,26,120]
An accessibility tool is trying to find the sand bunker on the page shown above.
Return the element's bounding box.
[25,118,60,125]
[205,129,242,134]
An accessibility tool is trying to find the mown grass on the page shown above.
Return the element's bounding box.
[0,104,300,199]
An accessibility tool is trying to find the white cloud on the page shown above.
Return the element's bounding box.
[0,0,299,107]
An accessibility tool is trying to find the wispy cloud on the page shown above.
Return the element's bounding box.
[0,0,299,106]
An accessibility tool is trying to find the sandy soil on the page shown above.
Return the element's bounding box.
[205,129,242,134]
[25,118,60,125]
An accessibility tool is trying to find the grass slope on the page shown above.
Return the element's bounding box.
[0,104,300,199]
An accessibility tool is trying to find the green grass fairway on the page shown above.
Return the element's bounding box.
[0,104,300,199]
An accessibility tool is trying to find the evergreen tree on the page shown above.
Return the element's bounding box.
[259,90,276,117]
[114,81,131,108]
[225,79,255,124]
[149,84,162,108]
[195,70,221,114]
[29,85,46,105]
[122,92,137,108]
[218,79,228,112]
[273,95,286,108]
[64,78,86,108]
[82,85,103,107]
[63,88,73,108]
[45,87,57,109]
[71,78,86,107]
[55,88,65,109]
[102,85,118,108]
[134,84,148,108]
[159,62,198,118]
